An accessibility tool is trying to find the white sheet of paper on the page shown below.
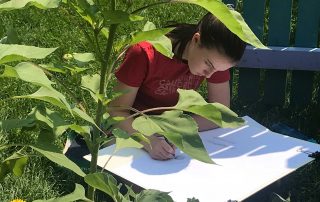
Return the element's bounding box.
[84,116,320,202]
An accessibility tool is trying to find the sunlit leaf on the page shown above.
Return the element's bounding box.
[133,110,214,163]
[71,107,96,126]
[84,172,124,202]
[135,189,174,202]
[73,52,95,63]
[113,128,144,152]
[0,44,56,64]
[173,0,267,49]
[69,124,91,136]
[132,116,163,136]
[124,184,137,200]
[30,143,85,177]
[101,27,109,39]
[102,116,125,130]
[14,87,72,111]
[175,89,245,128]
[0,62,55,89]
[104,10,144,25]
[71,0,101,27]
[65,65,89,74]
[33,183,92,202]
[130,21,173,58]
[39,63,68,74]
[0,152,28,181]
[81,74,100,102]
[0,0,61,10]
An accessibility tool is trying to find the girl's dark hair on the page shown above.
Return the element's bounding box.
[166,12,246,62]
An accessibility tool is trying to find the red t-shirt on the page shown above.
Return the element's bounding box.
[115,42,230,113]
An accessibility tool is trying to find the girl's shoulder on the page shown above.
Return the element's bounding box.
[129,41,156,62]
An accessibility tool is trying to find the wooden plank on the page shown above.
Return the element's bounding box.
[263,0,292,106]
[290,0,320,107]
[238,46,320,71]
[317,73,320,103]
[223,0,237,99]
[237,0,266,103]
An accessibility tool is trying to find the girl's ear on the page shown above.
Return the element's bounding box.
[192,32,201,45]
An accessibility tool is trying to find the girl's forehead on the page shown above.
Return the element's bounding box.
[202,47,233,62]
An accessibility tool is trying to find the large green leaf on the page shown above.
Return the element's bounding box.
[0,62,55,89]
[33,183,92,202]
[175,89,245,128]
[130,21,173,58]
[104,10,144,25]
[0,0,60,10]
[30,143,85,177]
[0,152,28,181]
[0,118,35,131]
[71,107,96,126]
[133,110,214,164]
[39,63,67,74]
[14,87,72,111]
[84,172,124,202]
[28,106,69,136]
[112,128,144,152]
[81,74,100,102]
[0,44,57,64]
[135,189,174,202]
[174,0,267,49]
[73,52,95,63]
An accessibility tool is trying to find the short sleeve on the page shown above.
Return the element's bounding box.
[206,69,230,83]
[115,44,149,87]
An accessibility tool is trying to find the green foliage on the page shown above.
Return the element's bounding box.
[1,62,55,87]
[0,44,57,64]
[0,0,61,10]
[133,110,214,163]
[84,172,126,202]
[33,184,92,202]
[0,0,264,201]
[30,143,86,177]
[130,21,174,58]
[174,0,267,49]
[135,189,174,202]
[0,151,28,180]
[175,89,245,128]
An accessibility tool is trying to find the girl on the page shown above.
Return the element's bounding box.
[110,12,246,160]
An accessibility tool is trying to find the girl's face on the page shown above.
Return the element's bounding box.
[185,33,236,78]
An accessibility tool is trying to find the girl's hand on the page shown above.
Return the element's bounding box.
[143,134,176,160]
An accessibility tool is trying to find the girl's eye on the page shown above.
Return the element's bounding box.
[205,60,214,70]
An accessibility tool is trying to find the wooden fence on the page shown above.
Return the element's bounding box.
[223,0,320,108]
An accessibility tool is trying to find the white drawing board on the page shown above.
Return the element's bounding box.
[84,116,320,202]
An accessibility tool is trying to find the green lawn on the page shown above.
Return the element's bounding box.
[1,0,319,201]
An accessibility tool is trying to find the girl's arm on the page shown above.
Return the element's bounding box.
[192,81,230,131]
[109,81,175,160]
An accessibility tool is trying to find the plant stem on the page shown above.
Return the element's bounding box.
[106,45,129,87]
[87,4,118,200]
[126,106,175,119]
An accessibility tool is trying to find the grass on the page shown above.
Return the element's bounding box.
[0,0,319,201]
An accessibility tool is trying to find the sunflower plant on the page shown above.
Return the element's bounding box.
[0,0,265,201]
